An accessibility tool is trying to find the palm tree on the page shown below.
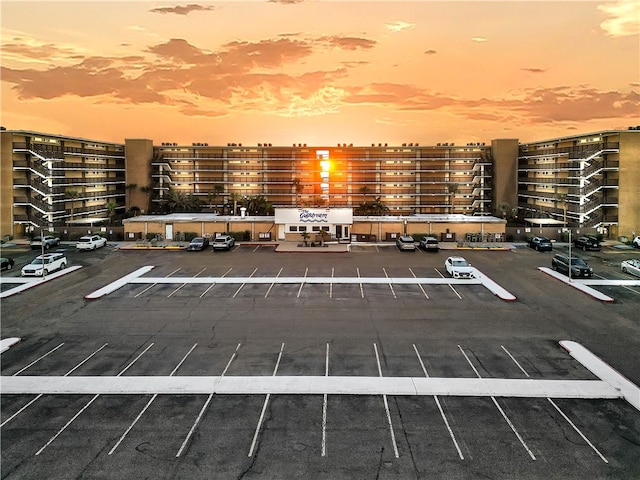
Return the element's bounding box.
[125,183,137,208]
[292,178,304,206]
[66,190,81,224]
[105,200,118,225]
[229,192,241,216]
[140,185,152,214]
[498,203,510,219]
[300,230,310,246]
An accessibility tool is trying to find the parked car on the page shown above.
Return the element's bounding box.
[30,235,60,250]
[551,253,593,278]
[632,236,640,249]
[573,236,601,251]
[621,259,640,277]
[529,236,553,252]
[445,256,474,279]
[21,253,67,276]
[212,235,235,251]
[187,237,210,251]
[1,257,15,271]
[76,235,107,251]
[396,235,417,251]
[419,236,440,251]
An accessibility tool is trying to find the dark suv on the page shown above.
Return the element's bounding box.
[551,253,593,278]
[573,236,601,251]
[529,236,553,251]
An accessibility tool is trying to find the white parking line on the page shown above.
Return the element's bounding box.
[248,343,285,457]
[382,268,397,299]
[134,268,180,298]
[322,343,329,457]
[412,344,464,459]
[356,268,364,298]
[296,268,308,298]
[501,345,608,463]
[11,342,64,376]
[1,343,107,428]
[35,343,154,456]
[264,268,283,298]
[199,268,232,298]
[435,268,463,300]
[329,268,334,298]
[232,268,257,298]
[458,345,536,460]
[109,343,198,455]
[409,268,430,299]
[373,343,399,458]
[176,343,242,457]
[1,266,83,298]
[167,269,205,298]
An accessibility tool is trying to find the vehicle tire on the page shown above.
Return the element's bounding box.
[583,246,587,251]
[622,267,628,273]
[93,244,97,250]
[60,262,66,270]
[45,243,49,250]
[6,264,12,270]
[535,245,539,251]
[552,264,557,271]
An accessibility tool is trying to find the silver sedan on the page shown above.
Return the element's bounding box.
[621,259,640,277]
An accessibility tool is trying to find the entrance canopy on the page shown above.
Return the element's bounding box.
[524,218,565,226]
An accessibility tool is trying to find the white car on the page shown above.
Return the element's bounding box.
[621,259,640,277]
[633,236,640,249]
[212,235,235,251]
[445,256,474,279]
[76,235,107,250]
[21,253,67,276]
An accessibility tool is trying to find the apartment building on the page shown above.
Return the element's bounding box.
[131,141,492,217]
[517,130,640,239]
[1,130,126,238]
[2,128,637,240]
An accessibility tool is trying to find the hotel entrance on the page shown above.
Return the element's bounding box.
[274,208,353,242]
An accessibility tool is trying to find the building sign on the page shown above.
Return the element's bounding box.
[275,208,353,225]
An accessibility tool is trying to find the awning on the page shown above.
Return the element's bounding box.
[524,218,565,226]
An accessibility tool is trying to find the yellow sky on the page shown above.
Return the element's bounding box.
[1,1,639,146]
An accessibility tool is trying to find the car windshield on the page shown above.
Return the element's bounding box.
[191,238,203,243]
[570,258,587,266]
[31,258,45,265]
[32,237,42,241]
[452,260,469,267]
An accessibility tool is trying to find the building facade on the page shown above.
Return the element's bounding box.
[517,130,640,239]
[2,128,638,240]
[1,130,126,238]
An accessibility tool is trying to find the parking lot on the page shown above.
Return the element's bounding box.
[1,242,639,479]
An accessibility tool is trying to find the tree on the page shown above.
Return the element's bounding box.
[125,183,137,208]
[140,185,152,214]
[66,190,81,224]
[229,192,241,216]
[300,230,310,246]
[105,200,118,225]
[292,178,304,206]
[359,185,372,202]
[498,203,510,219]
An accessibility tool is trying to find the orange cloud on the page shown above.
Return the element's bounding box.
[150,4,215,15]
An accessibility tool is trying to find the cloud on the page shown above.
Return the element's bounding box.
[521,67,547,73]
[471,37,487,43]
[150,4,215,15]
[268,0,304,3]
[424,49,437,55]
[318,36,377,50]
[598,0,640,37]
[385,21,415,33]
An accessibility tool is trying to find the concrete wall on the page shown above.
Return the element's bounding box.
[491,138,519,218]
[1,131,14,238]
[618,131,640,238]
[124,139,153,214]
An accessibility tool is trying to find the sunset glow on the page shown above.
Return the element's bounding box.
[1,0,639,145]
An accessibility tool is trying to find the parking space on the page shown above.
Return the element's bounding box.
[2,244,639,478]
[1,338,638,479]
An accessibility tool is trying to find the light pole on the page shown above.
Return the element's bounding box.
[568,229,572,283]
[40,228,46,279]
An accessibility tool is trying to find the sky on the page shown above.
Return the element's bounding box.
[1,0,639,146]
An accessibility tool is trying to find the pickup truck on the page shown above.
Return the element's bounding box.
[30,235,60,250]
[76,235,107,250]
[21,253,67,276]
